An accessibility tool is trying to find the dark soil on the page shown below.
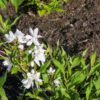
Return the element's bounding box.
[1,0,100,99]
[16,0,100,56]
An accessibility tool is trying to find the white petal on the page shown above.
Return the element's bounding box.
[22,79,32,89]
[3,59,9,66]
[25,35,32,40]
[31,81,34,87]
[18,36,27,43]
[9,31,15,37]
[22,79,28,84]
[47,67,55,74]
[15,29,24,37]
[28,50,32,54]
[29,27,34,36]
[3,58,13,72]
[5,34,9,40]
[54,79,60,86]
[33,28,39,37]
[34,58,40,66]
[31,69,35,74]
[27,40,33,46]
[5,31,16,42]
[18,45,24,50]
[33,38,40,46]
[27,72,32,77]
[7,64,12,72]
[30,61,34,67]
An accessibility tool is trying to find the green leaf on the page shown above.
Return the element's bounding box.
[11,16,21,26]
[11,0,24,12]
[88,62,100,78]
[71,57,80,68]
[26,92,43,100]
[25,92,36,99]
[4,49,11,55]
[0,15,4,25]
[61,47,66,57]
[82,49,88,57]
[1,96,8,100]
[39,60,51,73]
[0,72,7,87]
[71,71,86,86]
[61,88,71,99]
[0,0,7,9]
[0,87,8,100]
[94,77,100,96]
[38,10,46,16]
[53,59,64,74]
[42,3,50,11]
[86,81,93,100]
[90,51,96,67]
[42,74,48,83]
[11,66,19,74]
[81,57,87,69]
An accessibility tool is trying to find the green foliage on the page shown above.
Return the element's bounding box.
[0,15,20,34]
[1,28,100,99]
[38,0,63,16]
[0,72,8,100]
[0,0,7,9]
[43,46,100,100]
[0,0,68,16]
[53,59,64,74]
[10,0,24,12]
[0,71,7,87]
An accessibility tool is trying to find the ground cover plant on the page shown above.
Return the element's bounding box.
[0,27,100,100]
[0,0,100,100]
[0,0,67,16]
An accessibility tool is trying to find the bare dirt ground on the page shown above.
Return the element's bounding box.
[16,0,100,56]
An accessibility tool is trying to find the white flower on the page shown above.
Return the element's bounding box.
[34,72,42,83]
[3,58,12,72]
[22,70,42,89]
[47,67,55,75]
[54,78,60,87]
[18,44,24,50]
[15,29,27,44]
[33,72,42,88]
[25,27,42,46]
[5,29,27,45]
[30,61,34,67]
[22,71,34,89]
[5,31,16,43]
[33,45,45,66]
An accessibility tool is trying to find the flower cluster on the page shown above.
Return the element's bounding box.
[3,27,46,68]
[3,27,60,89]
[22,69,42,89]
[47,67,60,87]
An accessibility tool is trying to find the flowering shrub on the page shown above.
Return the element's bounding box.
[0,27,100,99]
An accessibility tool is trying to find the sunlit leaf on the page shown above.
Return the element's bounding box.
[71,57,80,68]
[94,77,100,96]
[53,59,64,74]
[90,51,96,67]
[0,71,7,87]
[0,87,8,100]
[86,81,93,100]
[11,0,24,12]
[71,71,86,86]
